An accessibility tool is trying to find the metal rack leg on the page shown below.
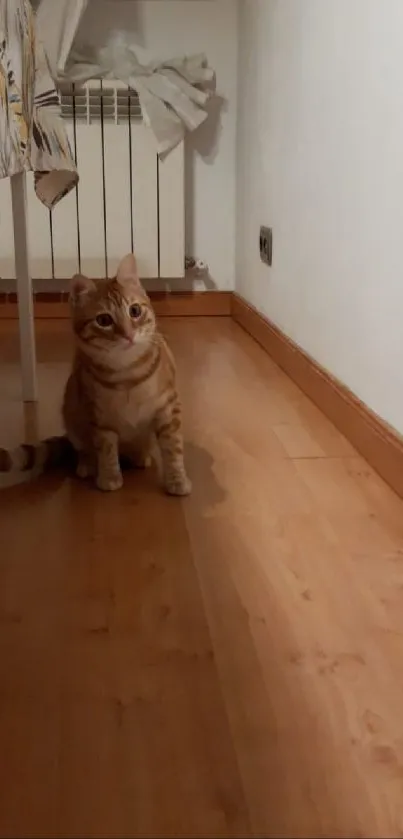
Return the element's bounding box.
[11,172,38,403]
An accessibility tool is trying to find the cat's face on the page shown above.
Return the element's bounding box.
[70,255,156,363]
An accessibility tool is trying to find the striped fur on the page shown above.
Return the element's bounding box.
[1,255,190,495]
[0,436,74,480]
[63,253,191,495]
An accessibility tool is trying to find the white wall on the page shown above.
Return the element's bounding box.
[78,0,238,290]
[236,0,403,433]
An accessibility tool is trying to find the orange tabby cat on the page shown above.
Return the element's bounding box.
[0,254,191,496]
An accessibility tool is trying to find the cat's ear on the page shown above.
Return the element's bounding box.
[70,273,96,304]
[116,253,141,288]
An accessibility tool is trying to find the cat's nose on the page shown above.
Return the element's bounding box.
[120,326,134,343]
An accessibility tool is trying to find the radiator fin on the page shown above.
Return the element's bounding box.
[60,81,142,124]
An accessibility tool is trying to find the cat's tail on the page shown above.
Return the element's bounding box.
[0,435,74,482]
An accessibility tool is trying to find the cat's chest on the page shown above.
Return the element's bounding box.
[126,387,155,426]
[113,378,160,434]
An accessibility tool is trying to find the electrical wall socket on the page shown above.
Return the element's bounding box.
[259,226,272,266]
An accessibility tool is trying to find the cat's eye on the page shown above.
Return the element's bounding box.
[129,303,142,319]
[95,313,114,328]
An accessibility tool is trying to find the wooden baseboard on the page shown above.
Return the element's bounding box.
[232,293,403,499]
[0,290,232,319]
[3,284,401,497]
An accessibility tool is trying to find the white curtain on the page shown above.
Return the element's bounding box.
[35,0,88,79]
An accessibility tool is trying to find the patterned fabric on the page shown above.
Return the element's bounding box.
[0,0,78,208]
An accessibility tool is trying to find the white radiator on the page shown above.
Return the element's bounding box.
[0,80,185,282]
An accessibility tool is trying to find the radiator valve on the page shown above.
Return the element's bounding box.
[185,256,209,276]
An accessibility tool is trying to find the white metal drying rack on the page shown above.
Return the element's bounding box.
[12,0,88,402]
[11,171,38,403]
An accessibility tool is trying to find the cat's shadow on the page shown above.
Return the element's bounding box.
[0,440,226,514]
[121,439,226,512]
[183,441,226,511]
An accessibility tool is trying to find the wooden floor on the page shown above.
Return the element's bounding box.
[2,318,403,838]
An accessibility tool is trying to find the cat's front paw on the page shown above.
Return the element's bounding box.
[164,473,192,497]
[96,471,123,492]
